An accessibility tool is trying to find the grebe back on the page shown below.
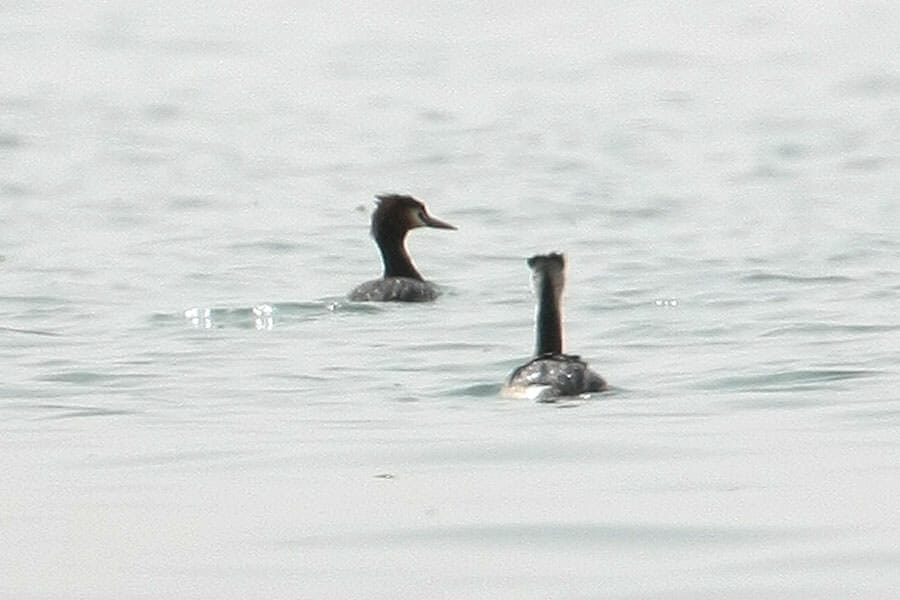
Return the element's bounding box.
[502,253,607,401]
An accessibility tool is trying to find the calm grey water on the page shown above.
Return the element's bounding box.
[2,2,899,598]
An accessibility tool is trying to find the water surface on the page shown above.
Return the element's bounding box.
[2,2,899,598]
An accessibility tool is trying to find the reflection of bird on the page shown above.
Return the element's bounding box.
[502,253,606,401]
[348,195,456,302]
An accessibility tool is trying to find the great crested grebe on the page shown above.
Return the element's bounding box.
[502,253,606,401]
[348,194,456,302]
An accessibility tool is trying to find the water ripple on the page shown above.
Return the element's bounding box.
[0,132,25,149]
[0,326,62,337]
[447,383,503,397]
[284,522,821,549]
[700,369,880,392]
[174,300,382,329]
[228,240,305,254]
[37,370,156,388]
[742,272,855,284]
[760,323,900,337]
[836,73,900,97]
[38,404,138,420]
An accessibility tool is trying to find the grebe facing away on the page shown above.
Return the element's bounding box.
[502,253,607,401]
[348,194,456,302]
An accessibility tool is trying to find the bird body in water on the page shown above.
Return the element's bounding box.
[502,253,606,401]
[348,194,456,302]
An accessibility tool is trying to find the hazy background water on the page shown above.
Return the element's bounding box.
[2,2,899,598]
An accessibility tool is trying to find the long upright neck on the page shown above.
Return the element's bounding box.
[534,275,563,355]
[375,231,422,280]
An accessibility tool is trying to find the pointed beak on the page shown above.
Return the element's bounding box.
[420,212,457,230]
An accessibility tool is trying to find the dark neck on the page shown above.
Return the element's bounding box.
[534,275,563,355]
[375,231,422,280]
